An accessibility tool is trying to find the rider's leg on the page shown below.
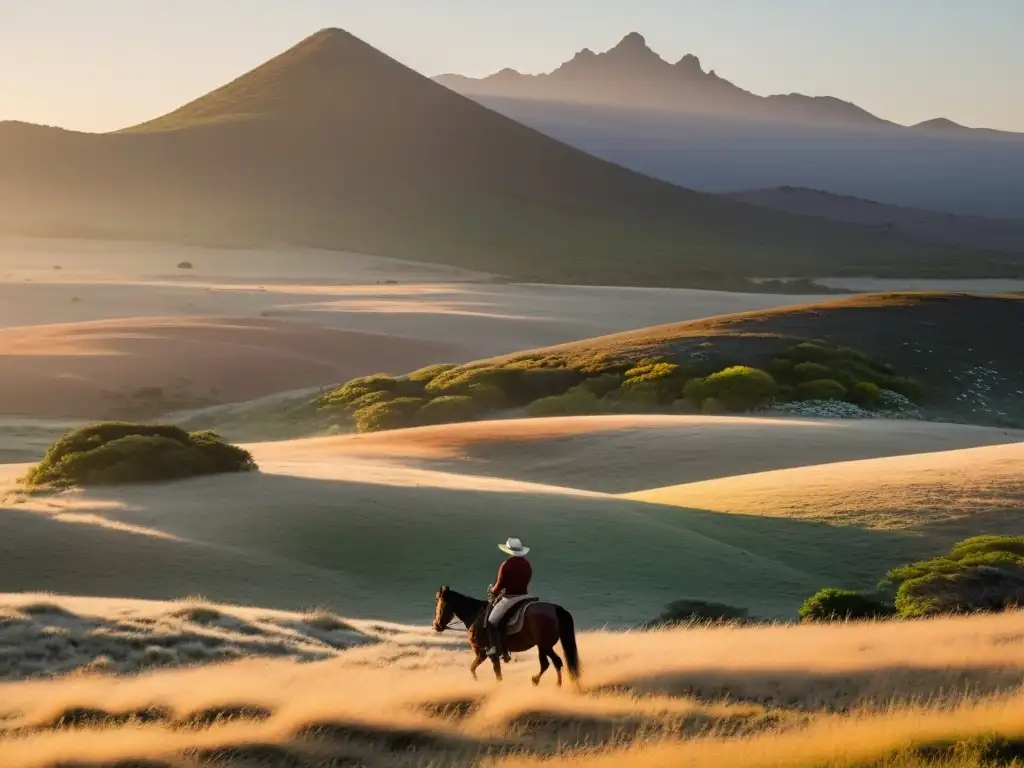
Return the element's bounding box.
[485,600,504,659]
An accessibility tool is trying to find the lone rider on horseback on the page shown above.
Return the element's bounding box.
[486,537,532,662]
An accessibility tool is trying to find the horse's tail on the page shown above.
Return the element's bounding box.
[555,605,582,685]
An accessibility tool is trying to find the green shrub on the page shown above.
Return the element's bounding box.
[514,367,584,403]
[671,398,699,414]
[353,397,426,433]
[623,361,675,380]
[577,373,625,397]
[880,375,925,402]
[346,390,396,411]
[792,362,835,382]
[767,358,794,377]
[416,396,485,426]
[648,599,749,627]
[799,589,894,622]
[424,365,511,396]
[701,397,728,415]
[406,363,457,383]
[464,383,508,409]
[775,384,796,401]
[620,362,685,405]
[848,381,881,408]
[526,388,604,418]
[319,374,399,408]
[796,378,848,401]
[425,364,579,406]
[687,366,778,412]
[22,423,256,488]
[950,535,1024,560]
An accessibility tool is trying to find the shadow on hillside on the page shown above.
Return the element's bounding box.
[0,470,951,625]
[408,423,1024,494]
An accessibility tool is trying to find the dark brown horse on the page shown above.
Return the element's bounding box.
[433,586,581,687]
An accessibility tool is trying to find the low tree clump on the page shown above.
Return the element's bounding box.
[799,588,895,622]
[22,423,257,489]
[406,363,457,383]
[526,387,605,418]
[646,599,750,628]
[796,378,848,401]
[352,397,427,433]
[884,536,1024,618]
[416,395,485,426]
[616,360,687,408]
[848,381,881,408]
[319,374,402,409]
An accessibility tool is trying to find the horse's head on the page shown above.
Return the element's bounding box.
[433,585,453,633]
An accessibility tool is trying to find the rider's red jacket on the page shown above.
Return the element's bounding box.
[494,556,532,596]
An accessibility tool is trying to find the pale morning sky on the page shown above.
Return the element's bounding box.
[2,0,1021,133]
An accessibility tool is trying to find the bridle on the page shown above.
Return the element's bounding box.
[435,593,489,632]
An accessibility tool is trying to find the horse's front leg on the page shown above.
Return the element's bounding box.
[470,650,486,681]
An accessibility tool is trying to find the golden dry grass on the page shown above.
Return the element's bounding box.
[2,599,1024,767]
[624,442,1024,532]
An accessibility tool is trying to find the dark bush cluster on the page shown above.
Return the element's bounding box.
[798,588,895,622]
[646,599,750,627]
[767,339,922,408]
[22,423,257,488]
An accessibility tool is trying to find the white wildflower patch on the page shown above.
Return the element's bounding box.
[764,390,921,420]
[952,363,1013,419]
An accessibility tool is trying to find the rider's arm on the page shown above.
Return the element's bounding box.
[492,560,508,595]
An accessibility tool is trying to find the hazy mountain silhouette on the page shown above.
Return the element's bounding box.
[436,33,1024,137]
[727,187,1024,252]
[436,33,893,128]
[1,29,1020,284]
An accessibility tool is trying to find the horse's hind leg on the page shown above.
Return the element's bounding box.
[548,648,564,687]
[531,647,550,686]
[490,654,503,682]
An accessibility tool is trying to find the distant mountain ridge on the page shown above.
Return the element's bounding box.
[436,33,1023,137]
[1,28,1021,286]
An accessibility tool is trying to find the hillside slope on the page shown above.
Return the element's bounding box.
[395,292,1024,428]
[4,416,1020,623]
[626,442,1024,535]
[728,186,1024,252]
[0,29,1019,284]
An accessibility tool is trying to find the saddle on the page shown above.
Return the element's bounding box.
[500,595,540,636]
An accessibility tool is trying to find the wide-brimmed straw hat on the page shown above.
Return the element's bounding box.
[498,537,530,556]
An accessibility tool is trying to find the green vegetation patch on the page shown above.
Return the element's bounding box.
[22,422,257,488]
[799,536,1024,622]
[884,536,1024,618]
[306,336,922,434]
